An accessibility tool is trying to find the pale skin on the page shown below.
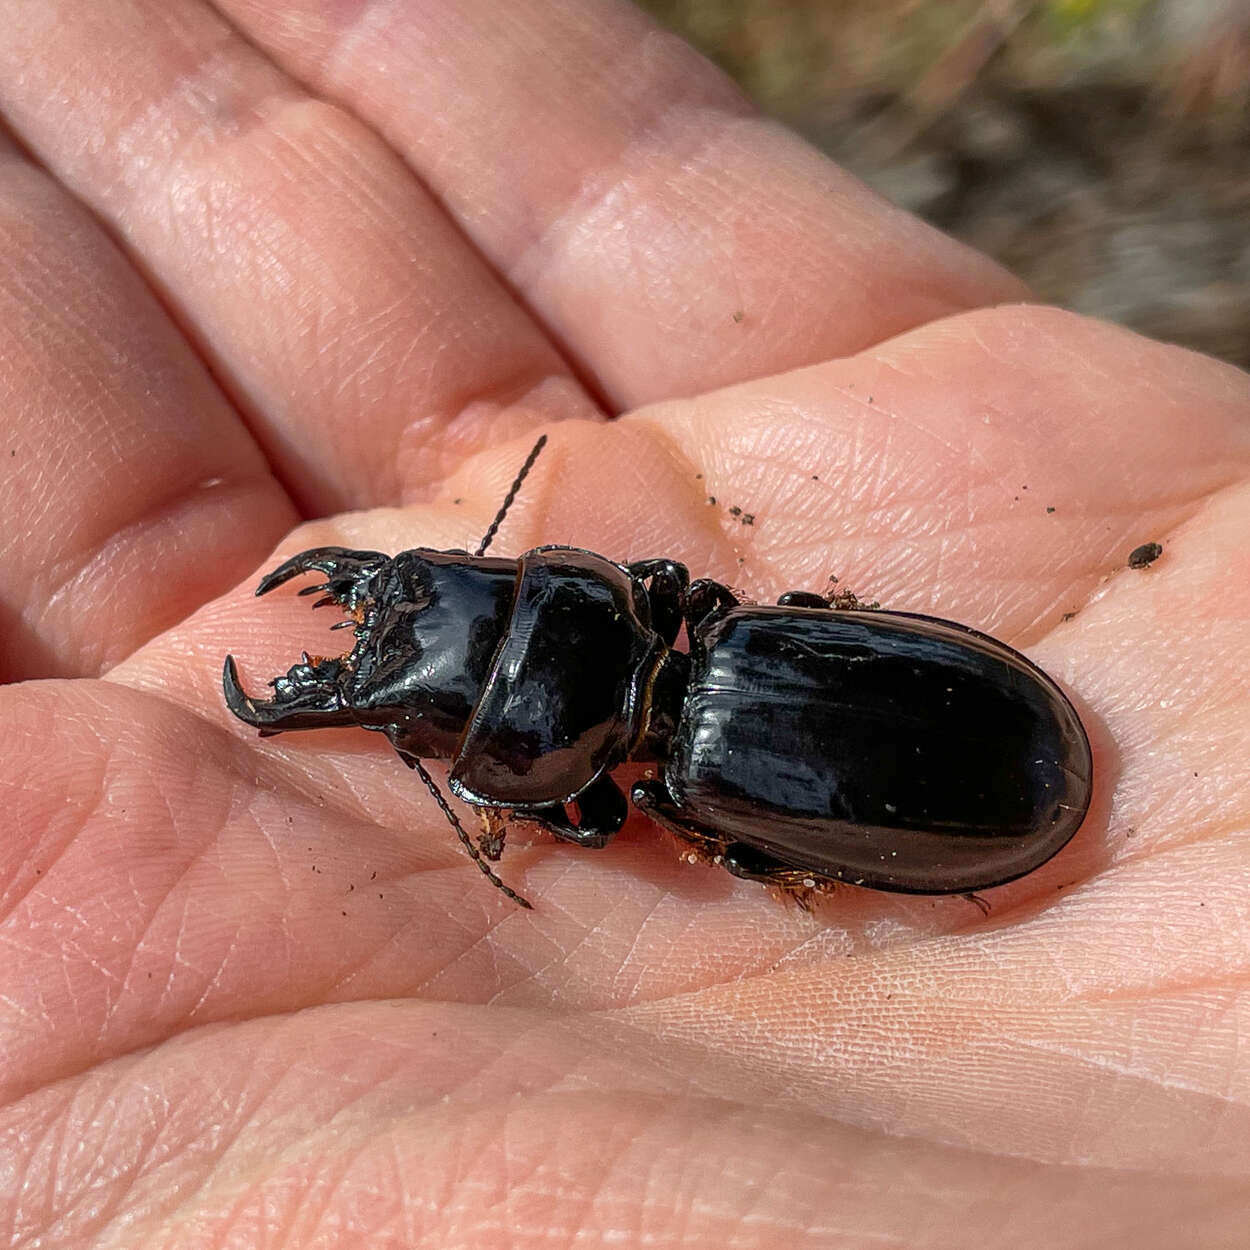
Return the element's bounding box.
[2,1,1250,1247]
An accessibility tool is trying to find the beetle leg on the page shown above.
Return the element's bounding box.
[777,576,882,612]
[633,780,838,903]
[719,844,841,910]
[522,774,628,849]
[682,578,738,635]
[476,807,511,862]
[631,778,734,859]
[962,891,992,916]
[776,590,828,609]
[629,559,690,646]
[720,842,812,882]
[821,576,880,611]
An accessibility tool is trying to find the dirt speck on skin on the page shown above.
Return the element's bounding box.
[1128,540,1164,568]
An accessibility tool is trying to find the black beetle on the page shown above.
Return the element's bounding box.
[224,436,1093,907]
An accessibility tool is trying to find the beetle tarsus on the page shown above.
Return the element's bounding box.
[962,891,991,916]
[821,576,880,611]
[477,808,511,862]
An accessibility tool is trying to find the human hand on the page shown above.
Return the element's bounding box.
[3,2,1249,1246]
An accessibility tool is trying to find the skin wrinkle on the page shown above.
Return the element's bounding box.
[0,178,289,672]
[645,468,1186,647]
[1,1,587,513]
[4,3,1250,1240]
[109,25,305,196]
[487,884,677,1008]
[485,37,758,288]
[609,896,688,1003]
[29,1090,75,1247]
[999,1031,1250,1146]
[6,736,280,1100]
[0,797,101,932]
[36,473,276,620]
[403,901,515,1006]
[76,1074,259,1246]
[0,1005,1235,1240]
[633,418,760,570]
[789,476,1230,634]
[160,1033,352,1234]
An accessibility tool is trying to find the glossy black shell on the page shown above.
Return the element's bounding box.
[225,537,1094,901]
[666,606,1092,892]
[450,548,660,806]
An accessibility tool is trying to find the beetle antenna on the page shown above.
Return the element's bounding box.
[475,433,548,557]
[408,756,533,909]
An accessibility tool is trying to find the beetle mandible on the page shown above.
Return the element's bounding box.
[224,435,1093,908]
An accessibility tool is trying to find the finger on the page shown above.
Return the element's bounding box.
[116,305,1250,720]
[0,1,599,513]
[0,135,294,681]
[6,1003,1243,1247]
[208,0,1027,405]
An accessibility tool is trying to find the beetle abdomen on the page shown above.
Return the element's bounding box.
[668,607,1092,892]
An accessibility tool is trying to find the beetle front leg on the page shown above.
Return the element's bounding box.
[683,578,738,634]
[629,559,690,647]
[523,773,628,849]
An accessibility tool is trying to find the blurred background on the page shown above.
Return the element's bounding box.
[641,0,1250,366]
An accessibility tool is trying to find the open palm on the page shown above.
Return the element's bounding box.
[4,3,1250,1247]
